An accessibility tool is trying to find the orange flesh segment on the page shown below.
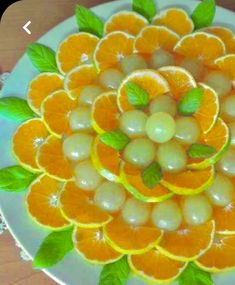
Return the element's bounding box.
[215,54,235,81]
[37,135,73,181]
[73,227,122,264]
[42,90,77,137]
[26,175,70,229]
[60,181,111,227]
[13,119,49,171]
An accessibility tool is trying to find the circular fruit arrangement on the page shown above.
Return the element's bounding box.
[1,0,235,284]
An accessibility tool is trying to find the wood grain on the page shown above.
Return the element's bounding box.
[0,0,234,284]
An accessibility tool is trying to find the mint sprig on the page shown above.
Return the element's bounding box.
[178,87,203,115]
[126,82,149,109]
[76,5,104,38]
[0,97,36,122]
[179,262,213,285]
[142,162,162,188]
[0,166,38,192]
[100,130,130,151]
[191,0,216,30]
[33,227,74,268]
[27,43,59,73]
[188,144,217,159]
[99,256,130,285]
[132,0,157,22]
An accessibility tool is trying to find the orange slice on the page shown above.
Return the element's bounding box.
[64,64,98,99]
[92,91,119,134]
[91,136,121,182]
[194,83,219,134]
[118,69,170,112]
[196,234,235,272]
[37,135,73,181]
[27,73,64,115]
[152,8,194,36]
[56,32,99,74]
[157,220,215,261]
[26,174,70,229]
[120,162,173,203]
[60,181,112,228]
[174,32,226,66]
[104,217,163,254]
[214,54,235,81]
[12,119,49,172]
[203,26,235,53]
[73,227,123,264]
[94,31,134,71]
[188,119,230,170]
[129,249,187,283]
[104,11,148,36]
[159,66,196,100]
[134,25,180,54]
[42,90,77,137]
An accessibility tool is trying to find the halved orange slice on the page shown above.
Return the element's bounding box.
[134,25,180,54]
[56,32,99,74]
[91,91,119,134]
[12,118,49,172]
[214,54,235,81]
[118,69,170,112]
[94,31,134,71]
[104,11,148,36]
[37,135,73,181]
[129,249,187,283]
[26,174,70,229]
[27,73,64,115]
[152,8,194,36]
[174,32,226,66]
[73,227,123,264]
[60,181,112,228]
[42,90,77,137]
[196,234,235,272]
[104,217,163,254]
[120,162,173,203]
[157,220,215,261]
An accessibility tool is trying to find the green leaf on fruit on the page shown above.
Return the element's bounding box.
[0,97,36,122]
[178,87,203,115]
[100,130,130,151]
[76,5,104,38]
[33,227,74,269]
[191,0,216,30]
[132,0,157,22]
[126,82,149,109]
[188,144,217,159]
[99,256,130,285]
[27,43,59,73]
[142,162,162,188]
[0,166,38,192]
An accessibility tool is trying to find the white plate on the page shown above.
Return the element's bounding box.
[0,0,234,284]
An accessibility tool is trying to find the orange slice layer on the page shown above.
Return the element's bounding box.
[215,54,235,81]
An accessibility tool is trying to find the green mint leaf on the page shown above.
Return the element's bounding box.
[99,256,130,285]
[188,144,217,159]
[142,162,162,188]
[178,87,203,115]
[33,227,74,269]
[27,43,59,73]
[179,262,213,285]
[76,5,104,38]
[126,82,149,109]
[0,97,36,122]
[100,130,130,151]
[191,0,216,29]
[0,166,38,192]
[132,0,157,22]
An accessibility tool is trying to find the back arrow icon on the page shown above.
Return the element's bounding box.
[23,21,31,35]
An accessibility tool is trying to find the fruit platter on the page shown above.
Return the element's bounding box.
[0,0,235,284]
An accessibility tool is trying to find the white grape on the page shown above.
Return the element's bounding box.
[149,95,177,117]
[120,54,147,75]
[175,117,200,144]
[149,49,174,69]
[79,85,104,105]
[180,58,204,80]
[69,107,92,131]
[217,149,235,177]
[204,71,232,97]
[222,95,235,119]
[99,68,124,89]
[229,122,235,146]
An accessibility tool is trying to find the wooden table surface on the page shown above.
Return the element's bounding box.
[0,0,234,284]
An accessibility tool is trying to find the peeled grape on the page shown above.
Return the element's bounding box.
[149,49,174,69]
[229,122,235,146]
[217,149,235,177]
[204,71,232,97]
[69,107,92,131]
[175,117,200,144]
[180,58,204,80]
[152,200,182,231]
[79,85,104,105]
[222,95,235,119]
[123,138,156,168]
[149,95,177,117]
[122,198,151,226]
[120,54,147,75]
[99,68,124,89]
